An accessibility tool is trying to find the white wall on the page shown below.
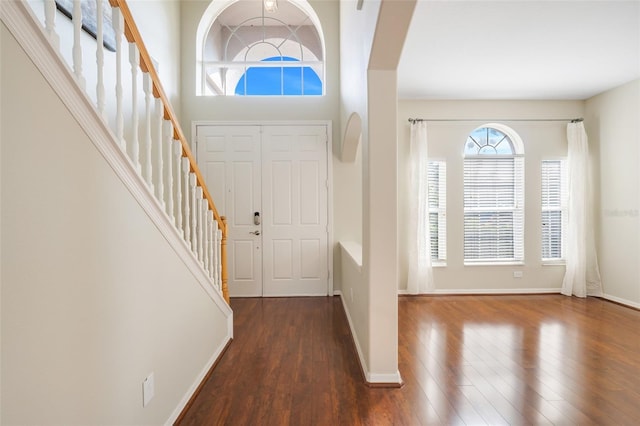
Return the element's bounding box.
[1,23,229,424]
[179,0,340,144]
[337,0,380,379]
[339,0,415,384]
[398,100,584,293]
[128,0,183,115]
[586,78,640,307]
[26,0,182,122]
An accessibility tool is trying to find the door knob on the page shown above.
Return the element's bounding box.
[250,230,261,236]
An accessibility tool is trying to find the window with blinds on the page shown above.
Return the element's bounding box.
[463,126,524,263]
[541,160,567,261]
[428,161,447,262]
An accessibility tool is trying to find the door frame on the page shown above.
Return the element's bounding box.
[192,120,334,296]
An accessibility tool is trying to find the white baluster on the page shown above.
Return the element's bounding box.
[163,121,174,222]
[182,157,191,245]
[72,0,86,89]
[155,98,164,206]
[196,186,204,263]
[203,207,210,274]
[128,43,141,172]
[95,0,106,117]
[112,7,125,149]
[142,73,154,191]
[217,228,223,293]
[190,173,198,254]
[208,212,215,279]
[213,220,218,284]
[174,142,183,232]
[44,0,60,49]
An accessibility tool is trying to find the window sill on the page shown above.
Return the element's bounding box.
[542,260,566,266]
[432,262,447,268]
[464,261,524,267]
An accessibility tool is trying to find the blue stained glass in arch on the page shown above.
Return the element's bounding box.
[235,56,322,96]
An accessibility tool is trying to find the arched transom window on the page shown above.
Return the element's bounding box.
[463,124,525,263]
[197,0,325,96]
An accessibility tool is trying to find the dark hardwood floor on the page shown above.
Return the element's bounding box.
[177,295,640,425]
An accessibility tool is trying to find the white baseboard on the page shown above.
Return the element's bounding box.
[397,288,640,309]
[334,292,403,386]
[335,291,369,380]
[399,288,562,295]
[368,371,403,384]
[601,293,640,310]
[165,335,232,425]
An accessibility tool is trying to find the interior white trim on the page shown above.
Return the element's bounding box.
[398,288,562,295]
[398,288,640,310]
[602,293,640,310]
[368,371,403,384]
[1,0,232,316]
[336,291,402,385]
[192,120,334,296]
[164,336,232,425]
[335,291,369,382]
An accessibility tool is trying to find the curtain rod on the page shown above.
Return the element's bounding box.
[407,117,584,124]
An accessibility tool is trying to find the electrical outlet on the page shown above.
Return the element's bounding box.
[513,271,523,278]
[143,372,155,407]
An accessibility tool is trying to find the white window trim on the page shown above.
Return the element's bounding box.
[541,158,567,264]
[428,160,447,264]
[463,125,525,265]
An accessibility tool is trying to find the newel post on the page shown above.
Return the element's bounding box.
[221,216,229,304]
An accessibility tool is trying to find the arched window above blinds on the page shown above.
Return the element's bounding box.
[463,125,525,263]
[197,0,325,96]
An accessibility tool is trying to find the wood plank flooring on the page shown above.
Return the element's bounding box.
[177,295,640,425]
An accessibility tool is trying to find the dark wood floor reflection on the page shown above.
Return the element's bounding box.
[177,295,640,425]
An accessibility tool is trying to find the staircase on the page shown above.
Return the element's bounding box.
[1,0,232,424]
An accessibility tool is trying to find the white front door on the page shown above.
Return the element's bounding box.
[196,124,329,297]
[262,126,328,296]
[196,125,263,297]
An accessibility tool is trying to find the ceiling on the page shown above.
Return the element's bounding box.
[216,0,312,26]
[397,0,640,100]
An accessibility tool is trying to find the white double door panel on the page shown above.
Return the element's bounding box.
[197,125,262,297]
[262,125,328,296]
[196,124,328,297]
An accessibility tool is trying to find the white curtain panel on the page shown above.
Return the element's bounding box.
[561,121,603,298]
[407,121,434,294]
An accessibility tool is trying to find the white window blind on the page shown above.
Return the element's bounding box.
[541,160,567,261]
[428,161,446,262]
[463,126,524,264]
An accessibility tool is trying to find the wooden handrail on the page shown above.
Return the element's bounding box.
[108,0,222,223]
[109,0,228,303]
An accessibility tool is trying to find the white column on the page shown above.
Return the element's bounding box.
[112,7,125,150]
[211,213,217,278]
[154,98,165,206]
[190,173,198,254]
[142,73,154,192]
[163,121,174,222]
[366,69,400,383]
[203,204,210,274]
[95,0,106,118]
[173,142,183,232]
[182,157,191,245]
[128,43,141,172]
[44,0,60,49]
[72,0,85,89]
[196,186,204,264]
[217,228,223,293]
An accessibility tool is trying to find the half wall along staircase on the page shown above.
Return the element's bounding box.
[3,0,229,304]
